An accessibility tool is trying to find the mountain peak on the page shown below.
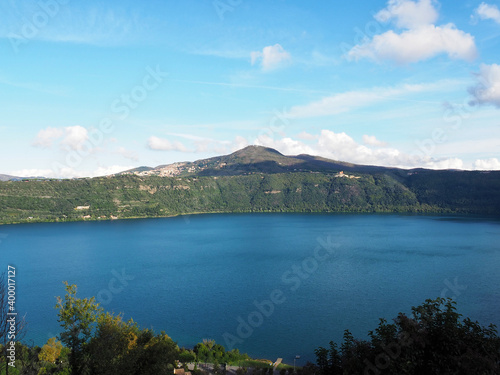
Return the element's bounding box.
[230,145,284,157]
[223,145,292,166]
[119,145,390,178]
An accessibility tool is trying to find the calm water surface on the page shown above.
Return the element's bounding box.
[2,213,500,363]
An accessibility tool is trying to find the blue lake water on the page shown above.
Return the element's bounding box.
[1,213,500,364]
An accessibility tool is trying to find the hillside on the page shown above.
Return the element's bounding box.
[1,146,500,224]
[0,173,48,181]
[120,145,392,177]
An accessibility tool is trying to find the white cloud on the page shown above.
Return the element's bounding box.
[297,131,318,140]
[469,64,500,107]
[254,130,465,170]
[288,82,436,118]
[10,165,136,179]
[91,165,136,177]
[32,127,64,148]
[61,126,89,150]
[475,2,500,24]
[363,135,388,147]
[473,158,500,170]
[9,169,56,178]
[228,136,250,153]
[348,0,477,64]
[147,136,189,152]
[424,158,464,169]
[251,44,291,71]
[256,135,317,157]
[375,0,438,29]
[348,24,477,64]
[33,126,90,150]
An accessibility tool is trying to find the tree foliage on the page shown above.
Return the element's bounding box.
[2,169,500,224]
[3,289,500,375]
[193,340,249,364]
[55,282,179,375]
[38,338,64,364]
[55,282,102,375]
[315,298,500,374]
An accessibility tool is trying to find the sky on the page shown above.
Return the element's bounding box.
[1,0,500,178]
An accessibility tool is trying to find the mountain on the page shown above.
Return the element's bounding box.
[118,145,395,177]
[0,174,14,181]
[0,174,47,181]
[1,146,499,225]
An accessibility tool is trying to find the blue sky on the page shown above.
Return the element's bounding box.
[1,0,500,178]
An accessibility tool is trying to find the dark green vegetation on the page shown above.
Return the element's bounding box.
[1,282,251,375]
[314,298,500,374]
[2,284,499,374]
[1,146,500,224]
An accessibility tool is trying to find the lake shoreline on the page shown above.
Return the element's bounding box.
[2,207,495,226]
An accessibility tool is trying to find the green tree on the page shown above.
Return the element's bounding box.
[56,282,179,375]
[86,312,138,375]
[314,347,328,375]
[131,331,178,375]
[179,349,196,364]
[55,282,103,375]
[194,342,210,362]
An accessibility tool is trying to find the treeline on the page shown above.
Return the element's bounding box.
[1,170,500,225]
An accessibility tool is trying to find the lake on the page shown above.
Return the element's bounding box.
[1,213,500,364]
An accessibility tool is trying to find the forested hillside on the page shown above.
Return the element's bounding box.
[1,168,499,225]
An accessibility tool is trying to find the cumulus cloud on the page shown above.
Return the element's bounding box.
[375,0,438,28]
[469,64,500,108]
[33,126,89,150]
[147,136,189,152]
[348,0,477,64]
[475,2,500,24]
[424,158,464,170]
[228,136,250,152]
[297,131,318,140]
[473,158,500,170]
[251,44,291,71]
[32,127,64,148]
[363,135,388,147]
[349,25,477,64]
[91,165,137,177]
[61,126,89,150]
[254,130,465,170]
